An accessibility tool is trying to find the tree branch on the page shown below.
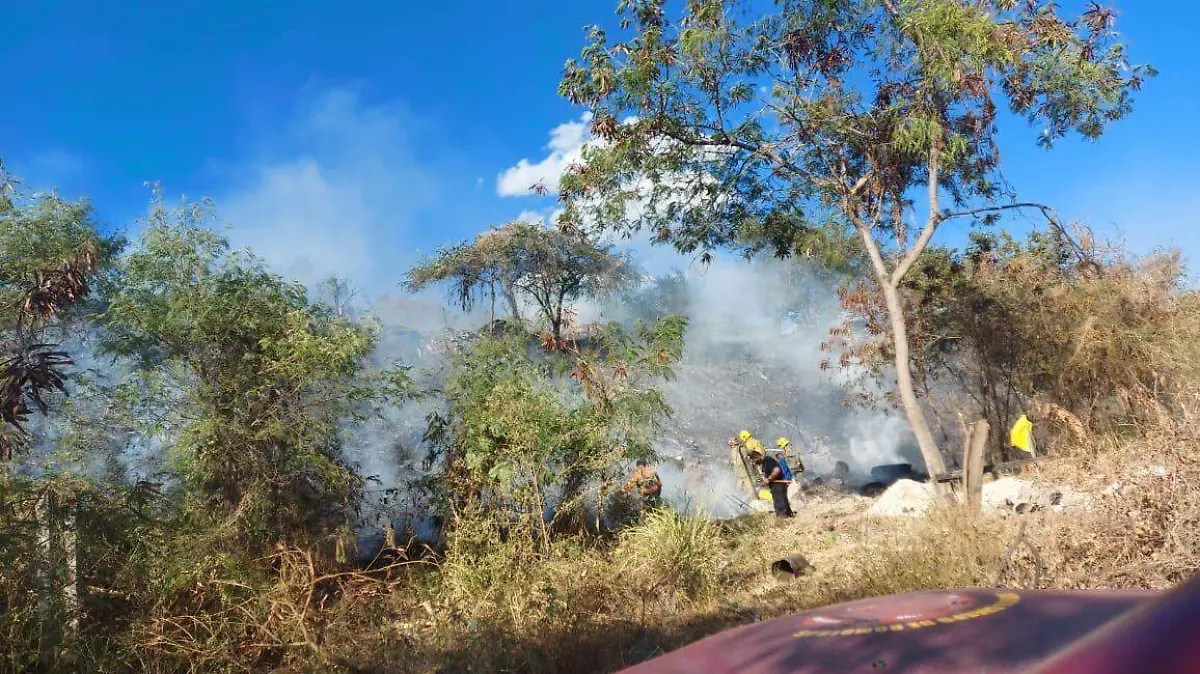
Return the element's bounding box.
[940,201,1093,264]
[849,172,873,196]
[661,121,875,200]
[659,124,815,183]
[855,215,893,288]
[890,147,941,287]
[941,201,1055,222]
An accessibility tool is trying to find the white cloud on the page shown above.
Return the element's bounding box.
[514,206,560,225]
[497,114,729,278]
[496,113,593,197]
[218,87,439,294]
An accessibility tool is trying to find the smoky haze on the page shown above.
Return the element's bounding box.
[22,229,921,528]
[247,250,926,525]
[588,254,922,517]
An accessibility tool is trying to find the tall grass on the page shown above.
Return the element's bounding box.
[616,507,726,603]
[5,240,1200,673]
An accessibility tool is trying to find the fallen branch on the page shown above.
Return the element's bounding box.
[994,520,1044,589]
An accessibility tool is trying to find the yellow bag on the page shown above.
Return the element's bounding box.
[758,488,772,501]
[1010,415,1035,454]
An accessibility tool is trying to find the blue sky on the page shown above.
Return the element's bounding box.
[2,0,1197,293]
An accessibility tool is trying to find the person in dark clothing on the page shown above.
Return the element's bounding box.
[754,452,794,518]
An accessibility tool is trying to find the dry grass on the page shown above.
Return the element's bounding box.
[101,413,1200,674]
[10,247,1200,674]
[16,416,1198,673]
[362,426,1198,673]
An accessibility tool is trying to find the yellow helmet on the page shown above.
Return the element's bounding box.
[738,430,752,441]
[776,437,790,449]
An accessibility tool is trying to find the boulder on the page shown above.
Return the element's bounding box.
[866,479,936,517]
[980,477,1091,515]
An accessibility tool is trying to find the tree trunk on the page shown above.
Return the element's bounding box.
[552,304,563,341]
[62,494,79,638]
[37,489,78,667]
[504,284,521,322]
[877,266,947,478]
[37,491,56,668]
[856,207,948,481]
[489,281,496,325]
[962,419,989,514]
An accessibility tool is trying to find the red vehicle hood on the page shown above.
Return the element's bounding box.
[615,574,1200,674]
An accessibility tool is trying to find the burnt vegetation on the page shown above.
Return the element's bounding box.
[1,215,102,459]
[1,2,1194,674]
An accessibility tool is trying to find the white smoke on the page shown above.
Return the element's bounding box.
[655,459,749,518]
[334,288,485,529]
[585,253,922,515]
[490,114,923,506]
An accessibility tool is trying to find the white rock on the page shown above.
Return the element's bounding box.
[867,479,936,517]
[979,477,1091,514]
[981,477,1040,512]
[787,482,804,502]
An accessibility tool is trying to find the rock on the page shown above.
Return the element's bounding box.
[980,477,1091,515]
[866,479,935,517]
[748,500,773,514]
[981,477,1042,513]
[787,482,804,502]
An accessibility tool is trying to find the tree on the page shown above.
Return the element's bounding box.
[431,315,685,546]
[404,221,640,341]
[838,227,1192,458]
[0,168,121,459]
[100,196,408,545]
[610,271,691,324]
[556,0,1152,475]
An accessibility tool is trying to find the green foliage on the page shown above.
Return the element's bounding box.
[405,220,640,338]
[0,11,1173,667]
[839,226,1198,449]
[557,0,1152,257]
[557,0,1151,471]
[100,195,402,544]
[437,314,685,541]
[0,167,123,458]
[0,177,123,330]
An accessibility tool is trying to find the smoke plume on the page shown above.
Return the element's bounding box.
[589,254,922,515]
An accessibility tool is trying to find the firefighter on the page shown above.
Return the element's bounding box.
[625,459,663,509]
[752,448,794,519]
[774,437,803,481]
[733,431,770,500]
[739,429,765,454]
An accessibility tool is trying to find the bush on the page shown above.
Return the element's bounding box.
[616,507,726,604]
